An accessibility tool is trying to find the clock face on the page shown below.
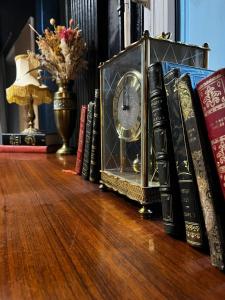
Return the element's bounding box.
[113,71,142,142]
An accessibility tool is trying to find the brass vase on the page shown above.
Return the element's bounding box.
[53,80,76,155]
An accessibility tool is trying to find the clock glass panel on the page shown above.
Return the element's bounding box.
[101,44,143,184]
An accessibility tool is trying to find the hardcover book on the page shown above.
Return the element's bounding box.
[89,89,100,182]
[82,101,95,180]
[75,105,88,175]
[149,62,185,238]
[196,68,225,201]
[2,132,61,146]
[0,145,59,153]
[177,73,225,270]
[164,68,206,247]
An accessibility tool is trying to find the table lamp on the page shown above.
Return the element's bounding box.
[6,54,52,134]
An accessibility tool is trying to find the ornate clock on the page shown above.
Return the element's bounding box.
[99,31,209,216]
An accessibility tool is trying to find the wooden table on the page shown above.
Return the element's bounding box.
[0,153,224,300]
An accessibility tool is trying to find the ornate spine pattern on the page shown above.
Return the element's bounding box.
[178,74,225,270]
[2,133,59,146]
[89,89,100,182]
[82,102,94,180]
[149,62,184,237]
[75,105,88,175]
[196,69,225,200]
[164,69,205,247]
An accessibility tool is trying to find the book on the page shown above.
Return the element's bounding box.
[82,101,95,180]
[2,132,61,146]
[164,68,206,247]
[161,61,213,85]
[177,73,225,270]
[75,105,88,175]
[196,68,225,200]
[0,145,60,153]
[149,62,185,238]
[89,89,100,182]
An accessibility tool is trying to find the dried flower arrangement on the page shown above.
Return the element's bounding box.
[28,18,87,83]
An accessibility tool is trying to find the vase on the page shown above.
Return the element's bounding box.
[53,80,76,155]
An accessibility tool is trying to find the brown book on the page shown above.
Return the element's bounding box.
[75,105,88,175]
[177,73,225,270]
[89,89,100,182]
[82,102,95,179]
[196,68,225,201]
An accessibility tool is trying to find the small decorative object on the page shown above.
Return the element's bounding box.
[6,54,52,134]
[133,154,141,173]
[28,18,87,154]
[99,30,209,216]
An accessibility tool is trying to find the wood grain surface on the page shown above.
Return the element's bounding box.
[0,153,225,300]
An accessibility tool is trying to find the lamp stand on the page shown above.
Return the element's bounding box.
[22,95,41,134]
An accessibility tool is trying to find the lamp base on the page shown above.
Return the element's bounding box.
[21,127,43,135]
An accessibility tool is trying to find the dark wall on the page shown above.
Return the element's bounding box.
[0,0,35,54]
[62,0,109,144]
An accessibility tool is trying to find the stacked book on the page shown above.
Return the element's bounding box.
[0,132,62,153]
[75,88,100,182]
[149,61,225,271]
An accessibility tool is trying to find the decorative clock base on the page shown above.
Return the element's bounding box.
[100,170,160,205]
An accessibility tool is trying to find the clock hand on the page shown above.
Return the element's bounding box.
[122,77,129,110]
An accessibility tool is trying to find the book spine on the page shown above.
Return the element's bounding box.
[75,105,88,175]
[0,145,56,153]
[178,74,225,270]
[149,62,184,237]
[2,134,46,146]
[164,69,206,247]
[196,69,225,200]
[89,89,100,182]
[82,102,94,180]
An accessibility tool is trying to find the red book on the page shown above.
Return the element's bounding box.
[0,145,59,153]
[75,105,88,174]
[197,68,225,199]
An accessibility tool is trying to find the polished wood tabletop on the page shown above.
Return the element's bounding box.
[0,153,225,300]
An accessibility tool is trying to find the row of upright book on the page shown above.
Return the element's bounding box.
[75,89,100,183]
[151,61,225,271]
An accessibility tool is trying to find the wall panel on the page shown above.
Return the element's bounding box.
[64,0,108,145]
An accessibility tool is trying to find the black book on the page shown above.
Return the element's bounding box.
[82,101,95,180]
[164,69,206,247]
[2,132,61,146]
[89,89,100,183]
[177,73,225,270]
[148,62,185,238]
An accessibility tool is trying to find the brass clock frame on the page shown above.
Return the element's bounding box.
[99,31,209,212]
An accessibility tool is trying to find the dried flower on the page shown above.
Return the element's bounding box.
[50,18,56,26]
[28,18,87,82]
[69,18,74,27]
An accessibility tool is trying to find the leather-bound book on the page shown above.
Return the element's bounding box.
[196,69,225,200]
[2,132,61,146]
[164,68,206,247]
[82,101,94,180]
[149,62,185,238]
[177,73,225,270]
[75,105,88,175]
[89,89,100,182]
